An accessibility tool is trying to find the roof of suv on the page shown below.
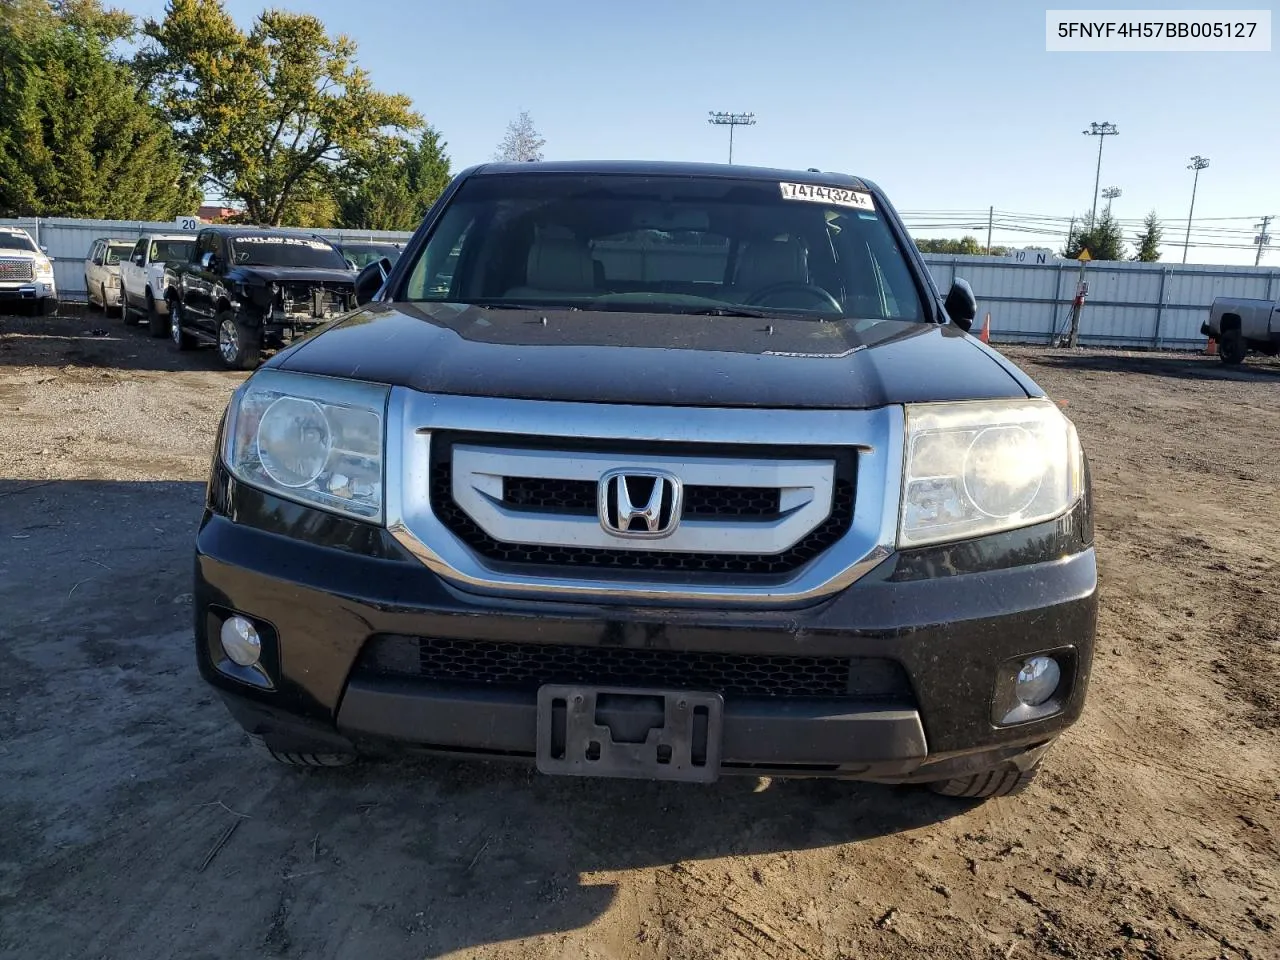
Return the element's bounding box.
[470,160,877,192]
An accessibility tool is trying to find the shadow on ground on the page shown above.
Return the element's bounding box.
[1,479,979,958]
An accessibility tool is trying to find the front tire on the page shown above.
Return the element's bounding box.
[216,309,261,370]
[927,762,1040,799]
[146,293,167,337]
[168,299,196,351]
[1219,329,1247,366]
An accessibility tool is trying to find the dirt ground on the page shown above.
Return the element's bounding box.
[1,309,1277,960]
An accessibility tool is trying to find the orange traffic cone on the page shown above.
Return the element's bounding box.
[979,313,991,344]
[1204,338,1217,356]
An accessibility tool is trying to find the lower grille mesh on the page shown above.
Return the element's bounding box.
[357,635,914,701]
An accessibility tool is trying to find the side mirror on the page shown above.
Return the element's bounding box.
[944,278,978,332]
[200,251,217,271]
[354,257,391,306]
[133,253,145,265]
[39,245,49,254]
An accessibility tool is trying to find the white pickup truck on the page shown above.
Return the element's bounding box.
[119,233,195,336]
[1203,295,1280,365]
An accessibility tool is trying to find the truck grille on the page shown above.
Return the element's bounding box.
[432,461,854,575]
[0,259,34,282]
[357,635,913,701]
[503,476,781,518]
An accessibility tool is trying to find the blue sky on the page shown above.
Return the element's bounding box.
[123,0,1278,264]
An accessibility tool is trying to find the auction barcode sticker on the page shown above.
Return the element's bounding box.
[1046,10,1271,51]
[779,182,876,211]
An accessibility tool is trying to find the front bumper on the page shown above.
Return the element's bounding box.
[0,280,56,302]
[195,476,1098,782]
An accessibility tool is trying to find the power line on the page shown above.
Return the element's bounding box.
[706,112,756,164]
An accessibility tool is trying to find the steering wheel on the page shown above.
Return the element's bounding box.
[744,282,842,312]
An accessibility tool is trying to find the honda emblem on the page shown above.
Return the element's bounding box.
[598,470,682,539]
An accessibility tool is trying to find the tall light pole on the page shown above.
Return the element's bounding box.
[1183,156,1209,264]
[1254,215,1274,266]
[1082,122,1119,225]
[1102,186,1121,217]
[707,111,756,164]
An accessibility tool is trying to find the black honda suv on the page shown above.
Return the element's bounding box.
[195,161,1096,799]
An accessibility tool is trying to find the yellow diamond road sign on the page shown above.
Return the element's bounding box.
[1078,248,1093,262]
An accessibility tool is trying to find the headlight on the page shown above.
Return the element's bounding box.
[108,274,121,287]
[222,369,388,521]
[34,256,54,280]
[899,399,1083,547]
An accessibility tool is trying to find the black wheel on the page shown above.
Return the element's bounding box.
[1219,329,1247,366]
[168,299,196,350]
[119,289,133,322]
[146,293,167,337]
[216,309,261,370]
[927,762,1040,799]
[249,735,354,768]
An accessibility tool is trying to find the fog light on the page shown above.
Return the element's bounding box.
[220,616,261,667]
[1015,656,1061,706]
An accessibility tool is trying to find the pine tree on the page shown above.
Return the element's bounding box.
[1132,211,1163,262]
[0,0,198,219]
[338,127,452,231]
[1063,210,1126,261]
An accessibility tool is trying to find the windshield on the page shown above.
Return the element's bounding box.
[341,244,401,269]
[150,239,194,263]
[400,173,925,321]
[106,242,133,265]
[228,236,348,269]
[0,233,37,253]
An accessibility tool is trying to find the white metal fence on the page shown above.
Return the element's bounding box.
[1,217,412,303]
[921,253,1279,349]
[6,217,1277,349]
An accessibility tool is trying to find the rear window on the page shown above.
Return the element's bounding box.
[228,236,348,269]
[400,173,924,321]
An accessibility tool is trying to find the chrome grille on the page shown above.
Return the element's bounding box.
[0,259,34,282]
[430,438,856,576]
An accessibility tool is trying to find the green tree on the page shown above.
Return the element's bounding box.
[1132,211,1163,262]
[339,126,451,230]
[138,0,420,225]
[914,236,1009,256]
[0,0,198,219]
[1063,210,1126,261]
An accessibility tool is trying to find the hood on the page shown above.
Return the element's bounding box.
[276,302,1030,409]
[229,265,356,285]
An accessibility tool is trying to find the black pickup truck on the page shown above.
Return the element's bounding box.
[167,227,356,369]
[196,161,1097,801]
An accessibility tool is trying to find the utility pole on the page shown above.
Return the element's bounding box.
[1182,156,1210,264]
[985,206,993,254]
[1102,186,1121,217]
[1255,215,1274,266]
[707,112,756,164]
[1082,122,1119,225]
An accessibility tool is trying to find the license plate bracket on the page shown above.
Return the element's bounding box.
[536,685,723,783]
